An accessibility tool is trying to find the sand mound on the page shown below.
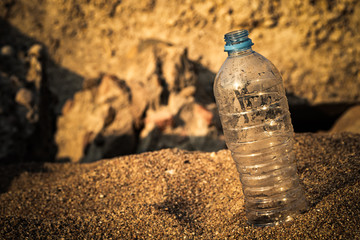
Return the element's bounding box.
[1,133,360,239]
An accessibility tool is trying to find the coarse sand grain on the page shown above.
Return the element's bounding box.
[1,133,360,239]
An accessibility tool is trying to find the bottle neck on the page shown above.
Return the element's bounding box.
[227,48,254,57]
[224,29,254,56]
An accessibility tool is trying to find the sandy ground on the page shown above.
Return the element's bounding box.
[1,132,360,239]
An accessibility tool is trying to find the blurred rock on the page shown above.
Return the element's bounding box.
[145,108,174,131]
[121,40,197,109]
[2,0,360,160]
[26,44,44,90]
[0,73,22,163]
[15,87,37,124]
[138,101,225,153]
[55,75,135,162]
[330,105,360,134]
[124,42,225,153]
[0,44,56,163]
[0,45,14,57]
[15,88,33,109]
[26,44,57,162]
[2,0,359,107]
[54,41,224,162]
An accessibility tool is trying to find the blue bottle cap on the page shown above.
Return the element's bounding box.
[224,29,254,52]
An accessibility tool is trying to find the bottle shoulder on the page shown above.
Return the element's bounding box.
[215,51,282,84]
[223,52,272,70]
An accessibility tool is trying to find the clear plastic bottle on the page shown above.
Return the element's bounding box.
[214,30,307,226]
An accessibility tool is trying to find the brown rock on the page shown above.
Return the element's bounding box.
[194,103,213,127]
[2,0,360,160]
[95,75,131,105]
[121,41,197,111]
[55,74,135,163]
[330,105,360,134]
[0,42,56,163]
[15,88,33,109]
[0,73,20,162]
[138,100,225,153]
[26,44,44,90]
[3,0,360,106]
[0,45,14,57]
[145,108,174,131]
[61,99,74,115]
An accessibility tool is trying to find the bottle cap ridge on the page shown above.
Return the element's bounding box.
[224,29,254,52]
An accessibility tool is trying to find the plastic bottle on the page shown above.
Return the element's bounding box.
[213,29,307,226]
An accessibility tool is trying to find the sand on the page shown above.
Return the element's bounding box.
[1,133,360,239]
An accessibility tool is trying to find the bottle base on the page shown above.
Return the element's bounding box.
[248,215,294,227]
[246,201,308,227]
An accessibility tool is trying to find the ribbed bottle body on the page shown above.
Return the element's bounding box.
[214,51,307,226]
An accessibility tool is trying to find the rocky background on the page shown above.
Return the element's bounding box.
[0,0,360,163]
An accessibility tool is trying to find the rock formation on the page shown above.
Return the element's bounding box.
[330,105,360,134]
[56,43,225,162]
[0,0,360,162]
[0,43,56,164]
[1,0,359,106]
[56,75,135,163]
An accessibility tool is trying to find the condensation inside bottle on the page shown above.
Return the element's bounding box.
[214,30,307,226]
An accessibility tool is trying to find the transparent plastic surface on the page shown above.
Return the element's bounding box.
[214,49,307,226]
